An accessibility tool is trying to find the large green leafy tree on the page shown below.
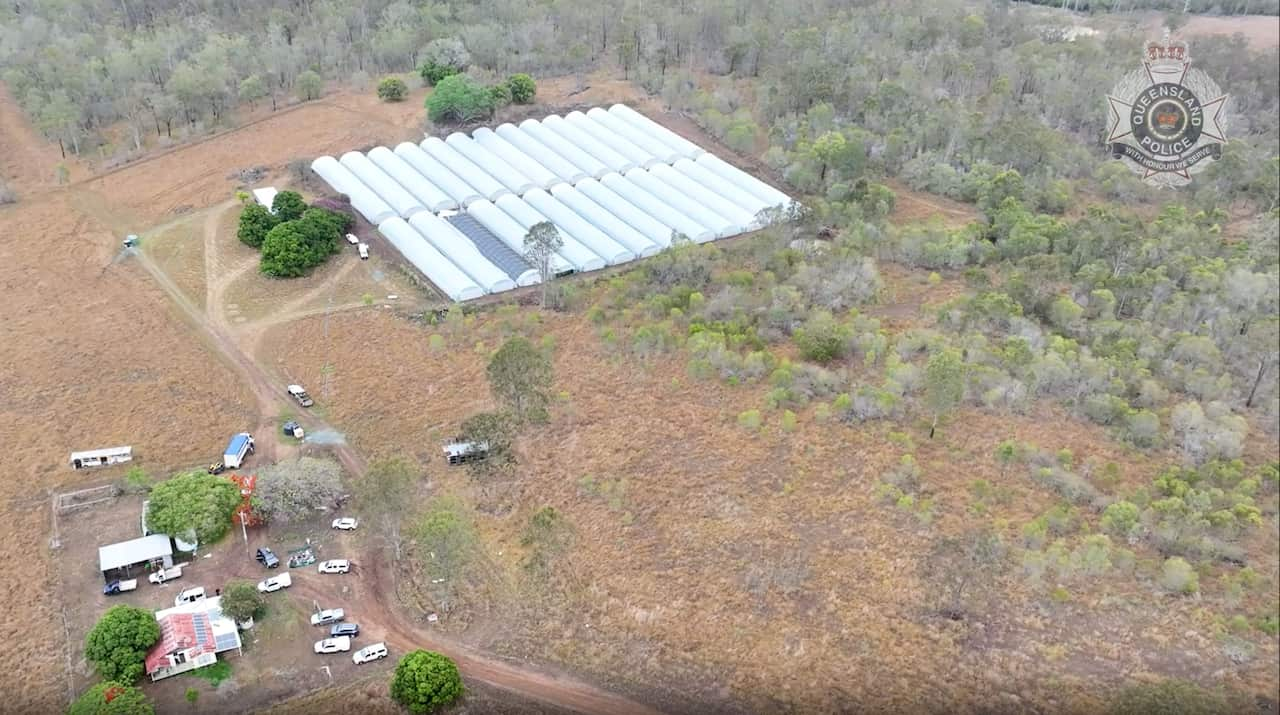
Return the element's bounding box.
[522,221,562,308]
[924,347,965,439]
[237,203,278,248]
[390,650,464,714]
[487,336,553,423]
[260,222,311,277]
[426,74,494,124]
[218,581,265,624]
[146,470,240,544]
[507,73,536,104]
[84,606,161,684]
[68,681,154,715]
[271,190,307,222]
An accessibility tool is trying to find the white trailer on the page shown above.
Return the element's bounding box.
[574,178,676,249]
[492,124,587,185]
[339,152,427,219]
[599,173,714,243]
[586,107,681,165]
[607,104,705,160]
[472,128,561,190]
[421,137,510,202]
[543,114,637,174]
[650,163,758,231]
[672,158,772,218]
[366,146,456,212]
[466,200,574,276]
[309,156,397,225]
[70,446,132,470]
[549,184,660,258]
[562,111,657,169]
[516,120,610,179]
[695,153,792,210]
[407,212,516,294]
[393,143,484,208]
[445,133,536,196]
[523,189,634,265]
[378,217,486,301]
[624,168,735,238]
[495,195,605,272]
[223,433,255,470]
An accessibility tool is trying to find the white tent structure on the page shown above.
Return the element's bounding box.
[494,124,588,185]
[573,178,675,249]
[378,218,485,301]
[421,137,511,202]
[561,112,657,170]
[598,173,714,243]
[495,194,606,272]
[310,156,396,225]
[407,213,517,294]
[472,128,561,191]
[672,158,771,217]
[549,184,660,258]
[543,114,637,174]
[523,189,635,265]
[393,143,484,208]
[623,168,736,238]
[445,133,537,196]
[516,120,610,179]
[586,107,682,165]
[339,151,427,219]
[367,147,456,212]
[695,153,792,210]
[650,163,758,231]
[467,200,573,276]
[607,104,705,160]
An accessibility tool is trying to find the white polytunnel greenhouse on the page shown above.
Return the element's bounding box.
[650,163,760,230]
[695,153,792,210]
[523,189,635,266]
[549,184,660,258]
[444,133,537,196]
[493,123,588,185]
[607,103,705,160]
[444,209,543,286]
[623,168,737,238]
[366,147,456,213]
[586,107,682,165]
[543,114,638,174]
[598,173,714,244]
[472,128,561,191]
[310,156,396,225]
[467,199,573,277]
[573,178,675,249]
[562,111,658,170]
[421,137,511,203]
[378,217,485,302]
[339,151,427,219]
[672,158,771,217]
[495,194,606,273]
[393,142,484,208]
[406,212,517,294]
[516,119,610,180]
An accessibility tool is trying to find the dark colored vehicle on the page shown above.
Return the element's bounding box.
[207,461,226,475]
[256,547,279,569]
[330,623,360,638]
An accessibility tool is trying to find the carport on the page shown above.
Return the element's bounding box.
[99,533,174,579]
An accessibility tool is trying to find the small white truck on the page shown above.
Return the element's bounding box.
[103,579,138,595]
[287,385,313,407]
[149,565,184,585]
[223,433,254,470]
[358,243,369,260]
[345,233,359,245]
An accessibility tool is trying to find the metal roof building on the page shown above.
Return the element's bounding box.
[99,534,174,575]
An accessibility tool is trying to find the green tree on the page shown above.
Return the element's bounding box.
[377,77,408,102]
[295,70,323,101]
[253,457,343,524]
[68,681,154,715]
[523,221,563,308]
[415,496,478,582]
[354,457,418,559]
[260,222,312,278]
[994,440,1019,478]
[507,73,536,104]
[271,190,307,222]
[84,606,162,684]
[924,347,966,438]
[458,410,516,475]
[390,650,464,714]
[921,527,1006,619]
[793,310,850,363]
[425,74,494,124]
[487,336,553,423]
[146,470,240,544]
[418,38,470,86]
[237,203,278,248]
[237,74,267,110]
[219,581,264,624]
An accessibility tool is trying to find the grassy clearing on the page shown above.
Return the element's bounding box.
[185,659,232,686]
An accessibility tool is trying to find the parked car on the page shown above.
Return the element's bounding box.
[207,461,226,475]
[174,587,206,606]
[345,233,359,245]
[330,623,360,638]
[318,559,351,574]
[148,565,184,585]
[256,547,279,569]
[103,579,138,595]
[352,642,388,664]
[358,243,369,260]
[331,517,358,531]
[310,608,345,626]
[257,573,293,593]
[122,235,139,248]
[314,636,352,654]
[282,420,304,439]
[287,384,313,407]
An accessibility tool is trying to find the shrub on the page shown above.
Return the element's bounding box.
[426,74,494,124]
[738,410,762,431]
[1101,500,1140,537]
[781,410,798,432]
[69,681,154,715]
[1107,680,1230,715]
[377,77,409,102]
[1160,557,1199,594]
[507,73,536,103]
[85,606,162,684]
[390,650,464,713]
[271,190,307,222]
[237,203,278,248]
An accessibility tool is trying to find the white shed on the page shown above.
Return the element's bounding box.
[516,120,610,180]
[378,217,486,302]
[467,200,574,276]
[421,137,510,203]
[608,104,705,160]
[549,184,660,258]
[495,194,606,272]
[339,151,427,219]
[393,143,484,208]
[367,146,456,212]
[493,124,588,185]
[472,128,562,190]
[251,187,278,213]
[599,173,715,244]
[407,212,517,294]
[586,107,682,165]
[445,133,537,196]
[523,189,634,266]
[99,533,174,575]
[672,157,771,217]
[695,153,792,210]
[310,156,397,226]
[650,163,757,231]
[543,114,638,174]
[573,178,676,249]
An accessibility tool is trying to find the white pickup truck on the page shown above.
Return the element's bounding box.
[149,565,184,585]
[103,579,138,595]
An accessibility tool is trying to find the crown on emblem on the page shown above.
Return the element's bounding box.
[1145,31,1189,69]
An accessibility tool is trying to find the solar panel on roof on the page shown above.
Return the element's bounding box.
[214,631,240,652]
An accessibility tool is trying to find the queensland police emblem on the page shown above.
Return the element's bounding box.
[1105,33,1228,187]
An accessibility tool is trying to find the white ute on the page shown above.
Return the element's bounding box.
[353,642,389,664]
[331,517,358,531]
[310,608,345,626]
[257,572,293,593]
[314,636,352,654]
[174,587,206,606]
[317,559,350,574]
[287,384,313,407]
[149,565,184,585]
[345,233,359,245]
[358,243,369,260]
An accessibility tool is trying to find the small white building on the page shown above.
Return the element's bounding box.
[69,446,132,470]
[252,187,279,214]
